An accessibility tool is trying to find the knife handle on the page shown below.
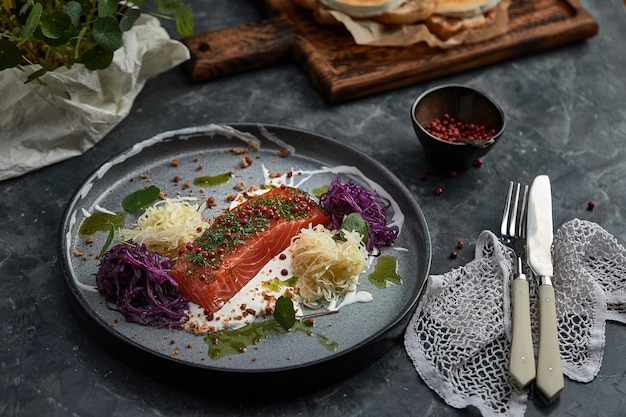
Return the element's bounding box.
[536,284,564,404]
[509,278,536,391]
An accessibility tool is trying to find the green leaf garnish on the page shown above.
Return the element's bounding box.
[340,212,369,244]
[274,296,296,331]
[122,186,160,213]
[98,223,115,258]
[79,212,126,236]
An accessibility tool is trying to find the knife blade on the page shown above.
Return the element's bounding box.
[526,174,564,404]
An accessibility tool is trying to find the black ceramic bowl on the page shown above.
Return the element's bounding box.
[410,84,506,171]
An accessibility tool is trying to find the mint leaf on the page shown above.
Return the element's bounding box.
[98,223,115,258]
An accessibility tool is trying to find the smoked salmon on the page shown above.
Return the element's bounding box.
[171,186,330,312]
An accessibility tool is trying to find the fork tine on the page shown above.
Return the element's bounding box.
[501,181,514,239]
[508,183,521,238]
[518,185,529,239]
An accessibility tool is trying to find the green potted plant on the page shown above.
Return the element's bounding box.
[0,0,194,181]
[0,0,193,78]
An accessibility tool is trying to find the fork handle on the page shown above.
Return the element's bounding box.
[509,277,536,391]
[536,284,564,404]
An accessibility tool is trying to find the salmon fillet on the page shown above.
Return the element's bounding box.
[171,186,330,312]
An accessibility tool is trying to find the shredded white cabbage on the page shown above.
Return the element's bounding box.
[291,224,368,309]
[120,197,206,258]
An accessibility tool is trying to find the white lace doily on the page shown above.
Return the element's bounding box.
[404,219,626,417]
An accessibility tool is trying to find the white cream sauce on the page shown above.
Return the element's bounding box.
[70,126,406,332]
[182,244,375,335]
[183,248,299,334]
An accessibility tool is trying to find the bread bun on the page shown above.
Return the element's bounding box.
[371,0,436,25]
[433,0,502,18]
[426,5,498,39]
[318,0,407,17]
[295,0,502,41]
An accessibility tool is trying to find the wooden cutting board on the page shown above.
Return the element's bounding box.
[181,0,598,104]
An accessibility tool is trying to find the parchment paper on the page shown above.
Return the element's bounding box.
[0,14,190,182]
[328,0,510,47]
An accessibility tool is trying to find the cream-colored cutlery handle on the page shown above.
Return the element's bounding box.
[536,284,564,404]
[509,278,536,391]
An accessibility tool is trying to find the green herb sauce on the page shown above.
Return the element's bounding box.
[193,172,233,187]
[368,255,402,288]
[312,185,329,197]
[262,276,299,292]
[204,320,337,360]
[316,333,339,353]
[205,320,283,360]
[79,212,126,236]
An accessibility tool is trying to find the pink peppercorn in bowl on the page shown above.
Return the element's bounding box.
[410,84,506,171]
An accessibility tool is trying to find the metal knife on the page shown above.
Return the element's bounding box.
[526,175,564,404]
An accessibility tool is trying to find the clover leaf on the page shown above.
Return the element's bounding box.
[122,186,161,213]
[274,296,296,331]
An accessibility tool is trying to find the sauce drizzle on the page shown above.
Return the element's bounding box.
[193,172,233,187]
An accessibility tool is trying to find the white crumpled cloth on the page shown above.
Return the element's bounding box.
[404,219,626,417]
[0,14,190,181]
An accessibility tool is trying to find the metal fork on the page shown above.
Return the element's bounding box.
[501,181,536,392]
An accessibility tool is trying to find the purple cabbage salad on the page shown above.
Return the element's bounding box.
[95,241,189,329]
[320,176,399,251]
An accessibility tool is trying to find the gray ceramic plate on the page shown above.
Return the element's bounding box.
[59,124,431,390]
